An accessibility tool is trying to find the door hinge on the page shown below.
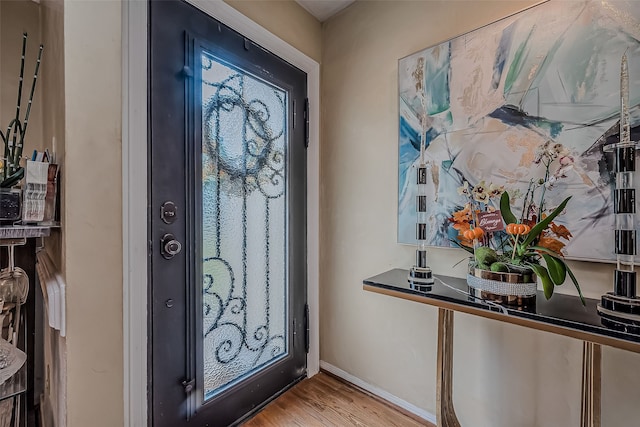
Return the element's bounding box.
[304,303,310,353]
[181,65,194,79]
[182,378,195,394]
[304,98,309,149]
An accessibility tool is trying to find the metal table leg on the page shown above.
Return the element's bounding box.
[437,308,461,427]
[580,341,601,427]
[437,312,601,427]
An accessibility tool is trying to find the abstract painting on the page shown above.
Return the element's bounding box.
[398,0,640,262]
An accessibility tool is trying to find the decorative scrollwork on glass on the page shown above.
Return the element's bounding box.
[203,257,284,366]
[201,51,288,400]
[202,67,285,200]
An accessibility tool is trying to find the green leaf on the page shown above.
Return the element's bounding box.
[527,262,554,299]
[565,263,586,306]
[452,256,472,269]
[0,167,24,188]
[500,192,517,225]
[528,247,585,306]
[521,196,572,248]
[542,254,566,285]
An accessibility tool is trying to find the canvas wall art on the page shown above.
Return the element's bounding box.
[398,0,640,262]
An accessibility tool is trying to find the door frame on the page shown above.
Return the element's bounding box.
[122,1,320,426]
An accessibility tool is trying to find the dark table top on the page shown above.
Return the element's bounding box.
[363,269,640,353]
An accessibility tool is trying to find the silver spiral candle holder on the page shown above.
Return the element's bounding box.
[408,161,434,291]
[597,52,640,334]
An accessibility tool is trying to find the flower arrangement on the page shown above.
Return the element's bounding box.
[0,33,43,188]
[450,140,585,303]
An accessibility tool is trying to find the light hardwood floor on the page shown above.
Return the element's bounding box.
[242,372,433,427]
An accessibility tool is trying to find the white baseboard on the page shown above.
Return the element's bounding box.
[319,361,437,425]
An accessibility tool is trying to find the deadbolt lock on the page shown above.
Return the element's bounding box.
[161,234,182,259]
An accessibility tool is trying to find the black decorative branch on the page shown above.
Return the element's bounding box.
[0,33,44,187]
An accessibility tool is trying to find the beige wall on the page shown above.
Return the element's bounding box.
[225,0,322,62]
[64,1,122,426]
[321,2,640,426]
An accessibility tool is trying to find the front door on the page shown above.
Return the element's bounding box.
[149,1,308,426]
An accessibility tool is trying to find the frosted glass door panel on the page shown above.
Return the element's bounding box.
[201,51,288,401]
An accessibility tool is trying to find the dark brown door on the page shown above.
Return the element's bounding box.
[149,1,308,425]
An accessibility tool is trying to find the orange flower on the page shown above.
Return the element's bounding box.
[506,223,531,235]
[549,222,572,240]
[463,227,484,240]
[451,207,471,223]
[457,235,473,248]
[452,222,471,232]
[452,222,473,247]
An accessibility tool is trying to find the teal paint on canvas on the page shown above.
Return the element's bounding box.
[425,44,451,115]
[503,27,534,96]
[397,0,640,262]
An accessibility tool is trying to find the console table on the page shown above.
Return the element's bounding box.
[363,269,640,427]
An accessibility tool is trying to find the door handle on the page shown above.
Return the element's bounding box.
[161,234,182,259]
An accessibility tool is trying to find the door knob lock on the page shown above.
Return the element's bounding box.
[161,234,182,259]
